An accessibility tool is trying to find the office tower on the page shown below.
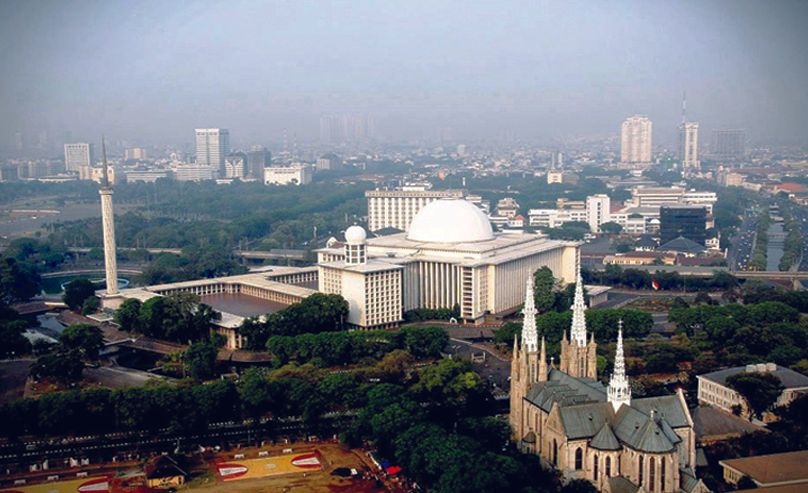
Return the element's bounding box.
[124,147,148,161]
[224,152,247,179]
[680,122,700,170]
[194,128,230,176]
[586,194,611,232]
[247,145,270,179]
[711,130,746,161]
[64,143,95,172]
[319,115,374,144]
[365,184,464,232]
[620,116,653,163]
[660,205,707,245]
[551,150,564,169]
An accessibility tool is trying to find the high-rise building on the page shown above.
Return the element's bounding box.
[246,146,269,179]
[124,147,148,161]
[64,143,95,172]
[586,194,611,232]
[680,122,700,170]
[194,128,230,176]
[620,115,653,164]
[711,129,746,161]
[224,152,247,179]
[660,205,707,245]
[365,184,464,232]
[319,115,374,144]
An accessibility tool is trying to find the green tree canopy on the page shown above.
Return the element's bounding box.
[726,372,785,420]
[63,278,96,311]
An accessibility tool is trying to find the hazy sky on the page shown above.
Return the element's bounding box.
[2,0,807,146]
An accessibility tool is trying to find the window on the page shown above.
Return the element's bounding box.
[661,459,666,489]
[575,447,583,470]
[649,457,655,491]
[639,456,644,485]
[552,439,558,466]
[594,454,599,480]
[606,457,611,477]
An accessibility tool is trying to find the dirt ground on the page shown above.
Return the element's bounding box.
[186,443,391,493]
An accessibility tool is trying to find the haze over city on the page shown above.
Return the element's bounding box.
[2,0,808,146]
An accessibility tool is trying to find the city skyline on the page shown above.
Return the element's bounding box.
[1,0,807,147]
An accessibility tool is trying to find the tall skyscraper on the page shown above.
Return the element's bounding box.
[711,129,746,161]
[194,128,230,176]
[247,145,270,179]
[680,122,700,170]
[586,194,611,232]
[64,142,95,172]
[620,115,652,164]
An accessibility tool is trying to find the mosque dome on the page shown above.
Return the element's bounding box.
[344,225,367,244]
[407,199,495,243]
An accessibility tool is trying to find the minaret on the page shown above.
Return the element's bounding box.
[521,277,538,353]
[608,320,631,411]
[99,138,119,296]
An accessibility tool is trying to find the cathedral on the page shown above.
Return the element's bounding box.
[509,272,709,493]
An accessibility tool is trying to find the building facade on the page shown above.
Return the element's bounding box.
[659,206,707,245]
[586,194,611,233]
[680,122,700,170]
[247,146,269,179]
[194,128,230,175]
[711,130,745,161]
[697,363,808,422]
[319,199,578,324]
[64,143,95,172]
[621,116,653,164]
[264,165,312,185]
[510,275,706,493]
[365,184,464,232]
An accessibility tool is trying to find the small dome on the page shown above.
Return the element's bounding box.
[407,199,494,243]
[344,225,367,244]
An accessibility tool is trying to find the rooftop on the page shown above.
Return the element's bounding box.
[720,450,808,486]
[700,365,808,389]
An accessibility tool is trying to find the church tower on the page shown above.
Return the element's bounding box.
[510,277,543,441]
[560,268,597,379]
[608,320,631,411]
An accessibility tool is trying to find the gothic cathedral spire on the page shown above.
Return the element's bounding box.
[569,266,587,347]
[522,277,538,353]
[608,320,631,411]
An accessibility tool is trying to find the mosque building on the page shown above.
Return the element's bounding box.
[510,273,708,493]
[317,198,579,327]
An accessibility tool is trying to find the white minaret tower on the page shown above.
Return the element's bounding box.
[343,225,367,265]
[99,138,119,296]
[521,277,538,352]
[569,267,587,347]
[608,320,631,411]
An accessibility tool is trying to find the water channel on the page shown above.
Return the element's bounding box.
[766,222,785,271]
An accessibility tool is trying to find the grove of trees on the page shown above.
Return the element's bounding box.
[114,292,220,343]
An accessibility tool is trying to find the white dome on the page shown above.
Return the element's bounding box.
[407,199,494,243]
[344,225,367,244]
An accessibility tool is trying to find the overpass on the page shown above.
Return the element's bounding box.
[591,264,808,281]
[67,247,307,261]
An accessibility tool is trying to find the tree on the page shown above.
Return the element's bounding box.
[561,479,599,493]
[114,298,142,332]
[184,340,218,381]
[726,372,785,420]
[60,324,104,360]
[534,267,557,314]
[63,278,96,311]
[0,257,40,303]
[81,296,100,315]
[31,349,85,383]
[600,222,623,234]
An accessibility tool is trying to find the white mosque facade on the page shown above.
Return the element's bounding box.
[318,199,579,327]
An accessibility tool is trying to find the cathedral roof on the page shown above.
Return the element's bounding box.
[589,422,621,450]
[525,369,606,412]
[607,476,640,493]
[613,406,676,453]
[631,394,691,429]
[559,402,613,440]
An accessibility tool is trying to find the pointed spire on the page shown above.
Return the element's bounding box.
[569,265,587,347]
[538,336,548,381]
[521,277,538,353]
[608,320,631,411]
[512,333,519,355]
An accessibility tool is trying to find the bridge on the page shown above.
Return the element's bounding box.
[66,247,308,261]
[591,264,808,281]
